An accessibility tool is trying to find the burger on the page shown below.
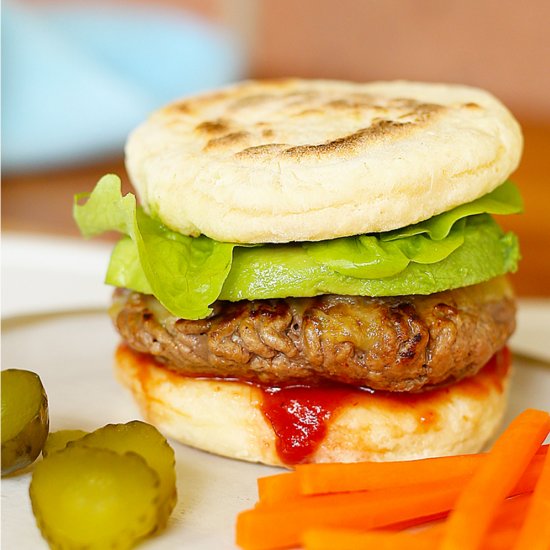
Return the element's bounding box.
[74,79,523,467]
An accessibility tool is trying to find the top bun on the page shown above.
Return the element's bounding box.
[125,79,522,243]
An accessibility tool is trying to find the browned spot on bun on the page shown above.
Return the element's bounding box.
[292,108,324,117]
[205,131,251,151]
[195,119,230,135]
[234,100,443,161]
[282,120,407,158]
[165,90,233,118]
[325,97,378,110]
[168,101,194,115]
[235,143,287,159]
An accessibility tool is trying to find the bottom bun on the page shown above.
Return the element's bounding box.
[115,344,511,467]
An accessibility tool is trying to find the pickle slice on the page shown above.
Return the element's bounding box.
[42,429,88,458]
[1,369,49,476]
[73,421,177,529]
[30,446,160,549]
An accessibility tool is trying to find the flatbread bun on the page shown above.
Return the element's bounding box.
[115,344,510,466]
[125,79,522,243]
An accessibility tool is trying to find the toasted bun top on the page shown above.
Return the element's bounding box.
[125,79,522,243]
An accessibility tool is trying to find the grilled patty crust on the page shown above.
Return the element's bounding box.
[111,277,515,392]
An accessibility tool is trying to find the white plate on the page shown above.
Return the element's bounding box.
[2,234,550,549]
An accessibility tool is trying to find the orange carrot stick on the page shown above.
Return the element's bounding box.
[302,494,532,550]
[237,481,458,550]
[513,446,550,550]
[439,408,550,550]
[383,511,448,531]
[296,453,484,496]
[297,445,548,498]
[302,525,525,550]
[256,445,548,505]
[473,493,530,550]
[236,457,544,550]
[302,526,439,550]
[387,482,535,533]
[485,493,532,534]
[257,472,300,505]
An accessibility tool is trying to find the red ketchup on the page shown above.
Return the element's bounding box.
[259,385,356,465]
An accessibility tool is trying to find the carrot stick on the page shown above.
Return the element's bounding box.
[452,494,531,550]
[256,445,548,506]
[389,492,532,534]
[302,526,439,550]
[296,453,483,496]
[513,453,547,494]
[237,480,458,550]
[439,408,550,550]
[302,494,532,550]
[488,493,532,530]
[482,493,531,550]
[302,525,525,550]
[257,472,300,505]
[383,511,448,531]
[513,446,550,550]
[236,456,544,550]
[382,481,530,533]
[484,526,523,550]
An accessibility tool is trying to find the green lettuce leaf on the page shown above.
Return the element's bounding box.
[303,219,467,278]
[106,237,151,294]
[105,214,519,303]
[382,180,523,241]
[303,180,522,279]
[74,175,521,319]
[220,215,519,300]
[74,175,235,319]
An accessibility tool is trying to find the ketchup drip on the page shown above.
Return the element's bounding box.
[259,385,355,465]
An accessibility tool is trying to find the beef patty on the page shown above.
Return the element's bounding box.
[111,277,515,392]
